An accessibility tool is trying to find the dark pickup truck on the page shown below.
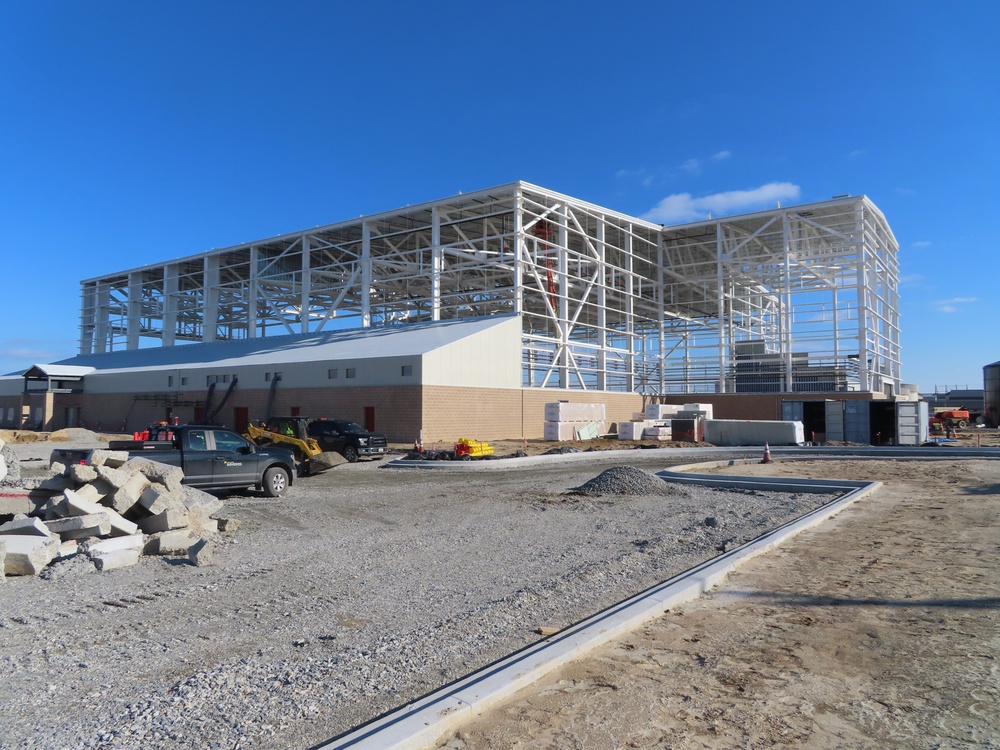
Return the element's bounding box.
[56,425,297,497]
[305,419,389,463]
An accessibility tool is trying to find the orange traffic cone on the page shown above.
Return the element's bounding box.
[762,441,772,464]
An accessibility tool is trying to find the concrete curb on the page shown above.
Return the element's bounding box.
[385,445,1000,471]
[314,462,884,750]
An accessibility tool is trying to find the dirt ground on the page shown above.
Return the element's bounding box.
[434,457,1000,750]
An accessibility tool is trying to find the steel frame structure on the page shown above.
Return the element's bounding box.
[79,182,901,395]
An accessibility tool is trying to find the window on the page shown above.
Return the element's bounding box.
[346,368,356,379]
[213,430,248,453]
[187,430,208,451]
[168,375,174,387]
[401,365,413,377]
[181,377,188,386]
[328,368,338,379]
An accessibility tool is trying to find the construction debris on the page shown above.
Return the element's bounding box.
[0,442,237,579]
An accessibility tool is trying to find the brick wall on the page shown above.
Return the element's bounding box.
[420,387,643,443]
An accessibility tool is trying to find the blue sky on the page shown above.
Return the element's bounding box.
[2,1,997,390]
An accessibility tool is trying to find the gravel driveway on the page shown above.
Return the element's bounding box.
[0,446,832,749]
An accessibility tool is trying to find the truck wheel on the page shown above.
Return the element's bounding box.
[342,445,359,463]
[957,419,967,428]
[263,466,289,497]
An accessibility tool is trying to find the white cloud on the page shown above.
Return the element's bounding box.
[848,149,867,159]
[912,240,932,249]
[641,182,802,224]
[711,150,732,161]
[933,297,978,313]
[680,158,701,174]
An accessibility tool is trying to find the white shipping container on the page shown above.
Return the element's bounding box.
[703,419,804,446]
[543,402,607,423]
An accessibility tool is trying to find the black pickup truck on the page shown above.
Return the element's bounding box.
[56,425,297,497]
[304,419,389,463]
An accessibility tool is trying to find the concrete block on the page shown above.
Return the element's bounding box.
[179,485,224,516]
[188,538,214,567]
[1,444,21,483]
[81,534,144,557]
[63,489,138,536]
[88,449,130,468]
[67,464,99,484]
[3,535,59,576]
[217,518,241,533]
[108,473,152,514]
[0,491,34,517]
[0,455,6,483]
[37,474,75,493]
[138,508,190,534]
[145,530,194,555]
[0,539,5,580]
[0,517,57,538]
[45,513,113,540]
[95,464,133,489]
[57,540,79,559]
[138,484,182,515]
[49,460,67,476]
[124,458,185,492]
[92,548,141,572]
[187,514,218,535]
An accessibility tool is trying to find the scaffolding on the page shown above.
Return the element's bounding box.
[79,181,901,395]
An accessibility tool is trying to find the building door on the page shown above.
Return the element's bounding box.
[364,406,375,432]
[233,407,249,433]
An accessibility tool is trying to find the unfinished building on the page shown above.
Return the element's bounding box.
[3,182,905,442]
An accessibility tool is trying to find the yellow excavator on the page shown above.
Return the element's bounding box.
[243,417,344,475]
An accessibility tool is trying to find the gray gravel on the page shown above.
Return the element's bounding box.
[0,444,834,749]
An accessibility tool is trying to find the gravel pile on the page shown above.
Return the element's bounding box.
[0,448,833,749]
[569,465,683,497]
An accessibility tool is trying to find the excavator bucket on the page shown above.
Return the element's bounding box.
[303,451,347,475]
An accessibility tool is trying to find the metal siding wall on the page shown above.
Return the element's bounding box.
[843,399,870,444]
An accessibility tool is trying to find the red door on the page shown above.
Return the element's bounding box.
[233,407,249,433]
[364,406,375,432]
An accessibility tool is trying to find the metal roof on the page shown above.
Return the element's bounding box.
[22,364,96,378]
[50,315,517,373]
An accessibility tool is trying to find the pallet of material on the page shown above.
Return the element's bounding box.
[544,402,606,423]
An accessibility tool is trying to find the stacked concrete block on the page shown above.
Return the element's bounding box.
[0,447,236,578]
[542,402,608,442]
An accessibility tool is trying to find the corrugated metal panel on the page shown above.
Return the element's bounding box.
[825,400,845,442]
[781,400,803,422]
[843,400,869,444]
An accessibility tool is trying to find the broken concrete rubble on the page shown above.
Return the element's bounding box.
[3,534,59,576]
[1,447,239,578]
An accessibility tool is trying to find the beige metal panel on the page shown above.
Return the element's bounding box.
[422,316,521,388]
